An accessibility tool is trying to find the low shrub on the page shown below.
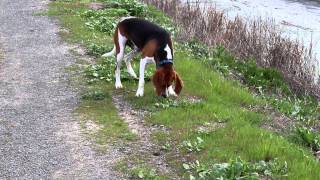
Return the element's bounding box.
[183,157,288,179]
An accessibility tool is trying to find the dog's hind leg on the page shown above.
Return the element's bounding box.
[124,47,139,79]
[115,30,127,89]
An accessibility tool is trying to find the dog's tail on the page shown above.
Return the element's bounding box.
[102,46,116,57]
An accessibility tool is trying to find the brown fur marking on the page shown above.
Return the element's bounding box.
[174,71,183,94]
[152,66,183,96]
[113,27,120,54]
[142,39,157,58]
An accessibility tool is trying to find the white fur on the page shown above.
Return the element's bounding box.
[115,30,127,89]
[102,46,115,57]
[136,57,155,97]
[110,27,173,95]
[164,45,176,97]
[168,85,177,96]
[102,16,135,58]
[164,44,173,59]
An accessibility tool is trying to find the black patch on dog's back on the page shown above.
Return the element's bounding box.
[119,18,171,61]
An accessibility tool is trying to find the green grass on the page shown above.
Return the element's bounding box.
[49,0,320,179]
[135,52,320,179]
[77,82,136,144]
[48,1,135,143]
[116,157,170,179]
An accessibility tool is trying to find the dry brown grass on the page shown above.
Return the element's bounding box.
[143,0,320,98]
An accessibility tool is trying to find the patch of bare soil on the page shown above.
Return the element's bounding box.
[262,111,295,133]
[249,105,294,133]
[112,92,179,178]
[88,2,108,10]
[196,121,226,134]
[186,95,203,104]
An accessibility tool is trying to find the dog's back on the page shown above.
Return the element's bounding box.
[118,18,170,52]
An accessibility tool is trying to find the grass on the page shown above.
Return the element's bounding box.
[116,157,169,179]
[48,1,134,144]
[138,52,319,178]
[48,0,320,179]
[142,0,319,99]
[77,82,136,144]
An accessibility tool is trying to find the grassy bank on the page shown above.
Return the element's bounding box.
[48,0,319,179]
[142,0,320,99]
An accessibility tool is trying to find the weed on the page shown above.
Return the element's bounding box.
[183,157,287,179]
[78,0,149,35]
[294,127,320,151]
[84,16,116,33]
[117,156,169,179]
[84,58,115,83]
[181,137,204,153]
[133,166,157,179]
[98,0,146,16]
[80,9,128,18]
[154,98,196,109]
[161,142,172,152]
[81,90,107,100]
[87,43,109,56]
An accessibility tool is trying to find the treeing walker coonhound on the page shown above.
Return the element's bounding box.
[102,17,183,97]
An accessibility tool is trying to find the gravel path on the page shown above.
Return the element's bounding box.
[0,0,120,179]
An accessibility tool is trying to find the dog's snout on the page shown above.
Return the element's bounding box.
[161,93,168,98]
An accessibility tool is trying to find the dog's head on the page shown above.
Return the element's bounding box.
[152,65,183,97]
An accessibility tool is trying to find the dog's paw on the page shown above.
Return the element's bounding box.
[115,82,123,89]
[135,88,144,97]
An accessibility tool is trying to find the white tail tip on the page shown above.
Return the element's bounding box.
[102,46,115,57]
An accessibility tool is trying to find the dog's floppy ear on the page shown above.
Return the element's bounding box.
[153,69,164,96]
[174,71,183,95]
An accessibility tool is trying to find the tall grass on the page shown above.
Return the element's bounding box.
[142,0,320,98]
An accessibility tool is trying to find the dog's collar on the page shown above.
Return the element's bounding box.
[157,59,173,69]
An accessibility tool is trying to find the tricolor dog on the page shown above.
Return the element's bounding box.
[102,17,183,97]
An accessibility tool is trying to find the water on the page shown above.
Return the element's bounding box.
[189,0,320,78]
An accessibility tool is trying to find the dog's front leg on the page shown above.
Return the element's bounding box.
[136,57,154,97]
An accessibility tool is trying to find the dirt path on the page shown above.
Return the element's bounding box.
[0,0,121,179]
[112,93,176,177]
